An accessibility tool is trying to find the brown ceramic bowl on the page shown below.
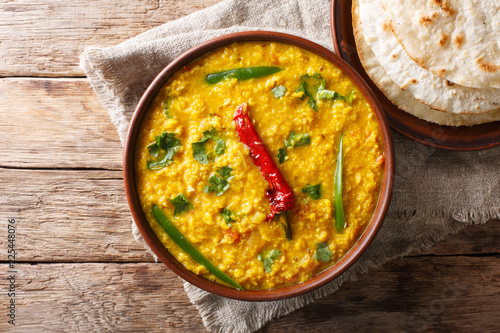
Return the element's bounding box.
[123,31,394,301]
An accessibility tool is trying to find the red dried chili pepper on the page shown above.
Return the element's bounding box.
[233,103,295,238]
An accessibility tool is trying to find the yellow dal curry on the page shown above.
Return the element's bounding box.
[135,42,384,290]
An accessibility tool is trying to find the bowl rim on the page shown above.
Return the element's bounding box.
[123,30,394,301]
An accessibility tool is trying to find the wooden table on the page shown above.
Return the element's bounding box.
[1,1,499,331]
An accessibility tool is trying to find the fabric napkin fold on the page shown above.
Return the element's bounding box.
[80,0,500,332]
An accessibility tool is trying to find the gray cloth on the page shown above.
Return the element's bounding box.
[80,0,500,332]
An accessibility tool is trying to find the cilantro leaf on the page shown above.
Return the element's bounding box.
[192,140,210,164]
[192,128,226,164]
[301,183,322,200]
[313,242,332,263]
[146,132,181,170]
[295,81,307,100]
[214,139,226,156]
[295,73,324,111]
[216,166,233,180]
[276,148,287,163]
[204,166,232,196]
[317,86,355,106]
[147,149,176,170]
[204,174,229,196]
[147,141,162,158]
[155,132,181,150]
[202,128,219,141]
[168,193,193,217]
[271,85,286,98]
[258,250,282,273]
[220,208,236,226]
[284,131,311,148]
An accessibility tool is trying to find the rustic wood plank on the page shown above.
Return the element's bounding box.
[260,255,500,332]
[0,256,498,332]
[0,0,220,77]
[0,168,153,262]
[0,167,498,263]
[414,220,500,256]
[0,263,204,332]
[0,78,122,169]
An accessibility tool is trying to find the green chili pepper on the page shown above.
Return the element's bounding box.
[206,67,282,84]
[334,134,346,233]
[152,204,244,290]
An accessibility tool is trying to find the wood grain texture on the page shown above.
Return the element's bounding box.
[1,0,499,331]
[0,256,498,332]
[260,255,500,332]
[0,0,221,77]
[0,166,498,263]
[0,263,204,332]
[0,78,122,169]
[0,168,153,262]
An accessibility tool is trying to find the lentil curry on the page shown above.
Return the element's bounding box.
[135,42,385,290]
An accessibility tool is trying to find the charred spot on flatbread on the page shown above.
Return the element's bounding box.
[453,33,465,48]
[438,33,449,46]
[476,57,500,73]
[419,12,439,27]
[382,21,393,33]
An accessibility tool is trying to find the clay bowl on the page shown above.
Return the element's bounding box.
[123,31,394,301]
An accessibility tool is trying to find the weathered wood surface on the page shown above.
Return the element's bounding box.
[0,256,498,332]
[0,168,153,262]
[262,255,500,333]
[0,166,498,263]
[0,78,122,169]
[1,0,499,331]
[0,0,220,77]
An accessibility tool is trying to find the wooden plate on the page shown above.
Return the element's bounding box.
[330,0,500,151]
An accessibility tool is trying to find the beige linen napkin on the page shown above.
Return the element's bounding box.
[81,0,500,332]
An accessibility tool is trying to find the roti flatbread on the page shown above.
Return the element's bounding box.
[353,0,500,126]
[357,0,500,114]
[380,0,500,89]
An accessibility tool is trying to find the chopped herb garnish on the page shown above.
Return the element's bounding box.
[216,166,233,180]
[203,166,233,196]
[271,85,286,98]
[317,83,355,106]
[168,194,193,217]
[313,242,333,262]
[301,183,322,200]
[146,132,181,170]
[276,148,287,163]
[147,142,162,158]
[284,131,311,148]
[220,208,236,226]
[295,73,324,111]
[192,140,211,164]
[214,139,226,156]
[204,174,229,196]
[258,250,282,273]
[202,128,219,141]
[192,127,226,163]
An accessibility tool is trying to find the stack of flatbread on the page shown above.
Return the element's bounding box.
[352,0,500,126]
